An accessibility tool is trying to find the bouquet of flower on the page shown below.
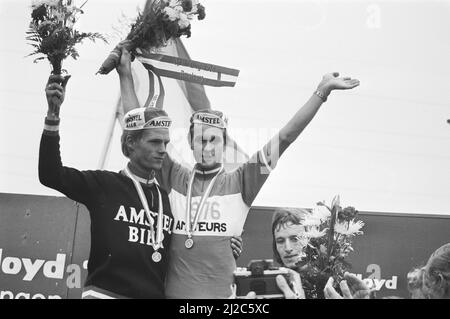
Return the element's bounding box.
[97,0,206,75]
[26,0,107,75]
[297,195,364,299]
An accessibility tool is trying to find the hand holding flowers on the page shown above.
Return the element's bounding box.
[324,272,371,299]
[297,195,365,298]
[97,0,206,75]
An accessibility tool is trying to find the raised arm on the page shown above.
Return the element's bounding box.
[39,74,95,206]
[115,45,182,190]
[39,74,71,189]
[267,72,360,159]
[116,42,141,113]
[239,73,360,206]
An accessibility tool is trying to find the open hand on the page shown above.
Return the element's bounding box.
[317,72,360,97]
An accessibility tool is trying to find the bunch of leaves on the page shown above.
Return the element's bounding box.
[26,0,107,74]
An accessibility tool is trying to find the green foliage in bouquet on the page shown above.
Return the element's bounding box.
[26,0,107,74]
[297,196,364,299]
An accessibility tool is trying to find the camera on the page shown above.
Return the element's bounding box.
[233,259,291,299]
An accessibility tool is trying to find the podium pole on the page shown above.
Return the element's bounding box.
[98,96,121,169]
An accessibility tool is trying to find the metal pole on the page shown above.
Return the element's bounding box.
[98,96,121,169]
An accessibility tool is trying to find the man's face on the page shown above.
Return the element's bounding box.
[130,128,170,171]
[191,125,224,168]
[274,222,308,268]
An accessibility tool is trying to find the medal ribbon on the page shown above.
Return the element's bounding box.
[186,165,223,239]
[124,166,164,251]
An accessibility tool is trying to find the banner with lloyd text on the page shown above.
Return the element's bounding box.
[1,192,449,299]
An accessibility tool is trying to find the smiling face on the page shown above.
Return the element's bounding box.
[274,222,308,268]
[128,128,170,173]
[190,124,225,169]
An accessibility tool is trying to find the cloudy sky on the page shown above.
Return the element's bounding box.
[0,0,449,215]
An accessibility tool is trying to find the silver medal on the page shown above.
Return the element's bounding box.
[185,238,194,249]
[152,251,162,263]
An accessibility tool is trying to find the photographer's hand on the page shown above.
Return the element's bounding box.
[343,272,371,299]
[230,268,305,299]
[229,284,256,299]
[324,273,371,299]
[276,269,305,299]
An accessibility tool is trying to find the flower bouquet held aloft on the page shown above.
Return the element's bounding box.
[297,195,364,299]
[26,0,107,75]
[97,0,206,75]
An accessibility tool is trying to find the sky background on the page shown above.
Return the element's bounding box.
[0,0,449,215]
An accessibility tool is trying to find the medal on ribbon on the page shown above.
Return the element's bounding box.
[185,165,223,249]
[151,251,162,263]
[124,166,164,262]
[184,238,194,249]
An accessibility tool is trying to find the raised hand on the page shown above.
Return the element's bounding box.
[45,74,70,119]
[317,72,360,98]
[116,40,133,77]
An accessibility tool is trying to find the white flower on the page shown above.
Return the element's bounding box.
[301,206,330,227]
[313,205,331,220]
[164,6,180,21]
[174,5,184,13]
[177,12,190,28]
[169,0,181,7]
[48,0,60,7]
[66,5,82,15]
[301,212,322,227]
[334,220,364,236]
[66,17,76,28]
[304,226,328,238]
[32,0,58,9]
[54,10,66,23]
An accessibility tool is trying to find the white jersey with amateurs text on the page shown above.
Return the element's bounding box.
[156,147,278,298]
